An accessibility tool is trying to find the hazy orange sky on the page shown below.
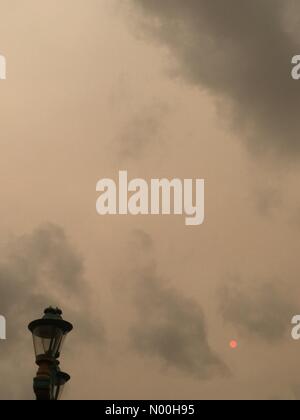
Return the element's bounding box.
[1,0,300,400]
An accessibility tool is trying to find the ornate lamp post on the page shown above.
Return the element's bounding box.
[28,307,73,400]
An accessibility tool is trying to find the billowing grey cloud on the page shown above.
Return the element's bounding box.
[130,0,300,156]
[129,230,228,380]
[0,224,104,399]
[219,280,296,341]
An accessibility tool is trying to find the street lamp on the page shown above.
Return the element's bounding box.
[28,307,73,400]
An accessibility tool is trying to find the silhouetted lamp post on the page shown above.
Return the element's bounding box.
[28,307,73,400]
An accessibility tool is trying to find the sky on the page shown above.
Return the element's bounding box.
[0,0,300,400]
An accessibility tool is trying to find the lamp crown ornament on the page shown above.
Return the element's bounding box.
[44,307,63,318]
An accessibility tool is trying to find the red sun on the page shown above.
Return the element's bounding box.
[230,340,238,349]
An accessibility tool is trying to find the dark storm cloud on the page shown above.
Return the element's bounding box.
[131,0,300,156]
[219,280,296,341]
[0,224,104,399]
[0,225,78,324]
[0,224,103,335]
[129,231,228,380]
